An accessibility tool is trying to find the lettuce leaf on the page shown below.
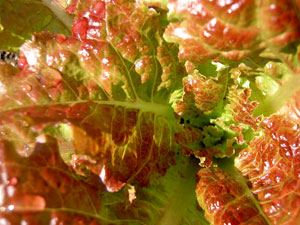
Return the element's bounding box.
[0,0,208,224]
[0,0,184,188]
[196,168,268,225]
[1,0,300,225]
[235,115,300,224]
[163,0,300,64]
[0,0,73,52]
[0,134,208,224]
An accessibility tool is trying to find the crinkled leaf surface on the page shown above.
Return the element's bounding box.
[0,134,208,224]
[235,115,300,225]
[162,1,300,224]
[0,0,211,224]
[164,0,300,116]
[196,168,269,225]
[173,66,228,116]
[1,0,300,225]
[164,0,300,63]
[0,0,185,189]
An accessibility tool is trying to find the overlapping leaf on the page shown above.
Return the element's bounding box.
[175,125,236,167]
[228,86,260,130]
[0,0,73,52]
[0,0,213,224]
[173,67,227,116]
[235,115,300,225]
[196,168,269,225]
[0,136,108,224]
[0,134,209,225]
[1,0,300,224]
[0,0,186,192]
[163,0,300,64]
[99,155,210,225]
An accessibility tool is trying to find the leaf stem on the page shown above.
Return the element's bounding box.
[42,0,73,32]
[216,157,272,225]
[253,73,300,116]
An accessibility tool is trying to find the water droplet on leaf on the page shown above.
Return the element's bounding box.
[21,84,32,93]
[7,205,14,211]
[21,142,35,157]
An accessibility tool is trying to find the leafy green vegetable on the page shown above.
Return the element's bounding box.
[1,0,300,225]
[0,0,72,52]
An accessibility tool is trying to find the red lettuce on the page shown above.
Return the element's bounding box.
[235,115,300,224]
[1,0,300,224]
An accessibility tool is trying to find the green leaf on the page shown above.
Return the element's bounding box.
[0,0,185,196]
[1,0,300,224]
[0,1,208,223]
[100,155,209,225]
[0,0,73,52]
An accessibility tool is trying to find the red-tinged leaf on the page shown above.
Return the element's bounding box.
[175,126,203,150]
[0,136,108,225]
[196,168,268,225]
[69,106,176,190]
[163,0,300,64]
[72,17,89,41]
[228,86,260,130]
[279,89,300,125]
[2,0,300,224]
[0,133,210,224]
[0,0,182,192]
[235,115,300,224]
[174,125,203,157]
[0,101,175,191]
[66,0,79,14]
[259,0,300,46]
[98,154,210,225]
[164,0,260,63]
[175,126,235,167]
[174,68,227,116]
[0,62,19,76]
[17,1,184,104]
